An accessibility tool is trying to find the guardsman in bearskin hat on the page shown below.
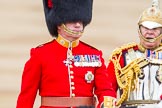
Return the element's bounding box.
[16,0,116,108]
[106,0,162,108]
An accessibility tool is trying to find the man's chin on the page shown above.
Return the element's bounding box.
[145,44,157,49]
[72,34,82,38]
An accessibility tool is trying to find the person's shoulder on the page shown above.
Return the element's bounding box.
[30,39,55,54]
[80,41,100,51]
[156,44,162,52]
[111,42,138,56]
[35,39,55,49]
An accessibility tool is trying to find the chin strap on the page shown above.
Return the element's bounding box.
[138,29,162,51]
[61,24,83,36]
[138,29,162,43]
[138,44,146,52]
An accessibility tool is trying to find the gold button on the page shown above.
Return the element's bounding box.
[69,65,73,68]
[71,93,75,97]
[71,82,74,85]
[70,71,74,74]
[60,39,65,45]
[70,76,74,79]
[71,86,75,90]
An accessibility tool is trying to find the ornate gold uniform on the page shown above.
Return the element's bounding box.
[107,43,162,108]
[107,0,162,107]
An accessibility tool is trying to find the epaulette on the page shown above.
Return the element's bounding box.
[36,39,55,48]
[109,42,138,59]
[155,44,162,52]
[80,41,99,51]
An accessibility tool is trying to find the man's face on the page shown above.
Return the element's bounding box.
[57,21,84,41]
[139,25,162,49]
[65,21,84,33]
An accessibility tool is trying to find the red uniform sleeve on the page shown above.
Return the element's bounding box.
[94,51,116,108]
[107,61,118,92]
[106,54,125,95]
[16,48,41,108]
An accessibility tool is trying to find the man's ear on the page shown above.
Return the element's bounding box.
[57,24,62,30]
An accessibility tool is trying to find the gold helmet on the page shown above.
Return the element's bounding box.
[138,0,162,29]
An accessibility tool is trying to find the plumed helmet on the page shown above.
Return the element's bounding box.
[43,0,93,37]
[138,0,162,29]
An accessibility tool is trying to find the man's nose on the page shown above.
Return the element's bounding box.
[147,29,154,34]
[75,22,82,27]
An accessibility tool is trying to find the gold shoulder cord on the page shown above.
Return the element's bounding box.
[155,43,162,51]
[109,43,142,106]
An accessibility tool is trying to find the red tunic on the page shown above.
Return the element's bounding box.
[16,39,116,108]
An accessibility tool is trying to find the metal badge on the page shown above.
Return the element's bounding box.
[85,71,94,83]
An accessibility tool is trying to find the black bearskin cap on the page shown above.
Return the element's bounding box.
[43,0,93,37]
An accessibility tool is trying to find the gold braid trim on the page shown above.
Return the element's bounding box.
[108,43,142,106]
[108,42,137,61]
[138,41,162,52]
[113,58,142,106]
